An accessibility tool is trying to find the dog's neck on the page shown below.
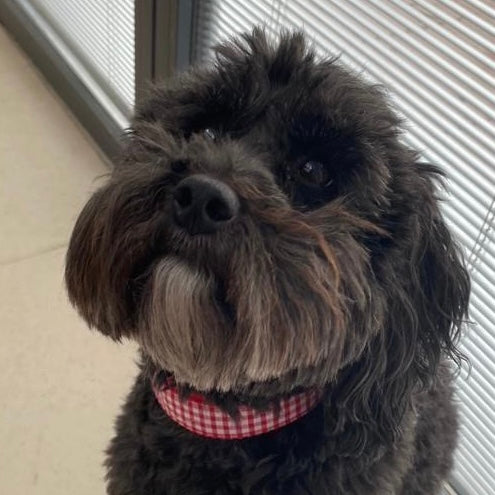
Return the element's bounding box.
[152,377,323,439]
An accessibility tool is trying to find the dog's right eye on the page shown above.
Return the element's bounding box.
[298,161,332,188]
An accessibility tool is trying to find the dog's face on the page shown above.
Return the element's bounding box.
[66,31,469,400]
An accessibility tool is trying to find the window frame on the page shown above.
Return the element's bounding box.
[0,0,197,162]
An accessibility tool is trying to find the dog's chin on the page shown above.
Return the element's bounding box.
[136,255,342,394]
[136,255,246,392]
[137,256,227,390]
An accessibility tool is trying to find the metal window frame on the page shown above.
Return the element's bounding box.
[0,0,196,162]
[135,0,195,101]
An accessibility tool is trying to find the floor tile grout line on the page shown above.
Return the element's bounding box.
[0,242,68,267]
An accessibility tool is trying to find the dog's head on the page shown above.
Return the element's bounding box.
[66,29,469,427]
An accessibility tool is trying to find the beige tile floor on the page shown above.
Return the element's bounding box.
[0,26,137,495]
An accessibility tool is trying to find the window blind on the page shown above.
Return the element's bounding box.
[193,2,495,494]
[26,0,134,119]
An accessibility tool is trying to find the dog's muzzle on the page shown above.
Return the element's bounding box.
[173,174,239,235]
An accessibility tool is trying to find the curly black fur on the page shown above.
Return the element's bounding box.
[65,29,470,494]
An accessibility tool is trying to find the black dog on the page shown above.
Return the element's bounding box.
[66,30,470,494]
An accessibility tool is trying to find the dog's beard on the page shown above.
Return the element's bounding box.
[138,207,374,393]
[139,258,230,390]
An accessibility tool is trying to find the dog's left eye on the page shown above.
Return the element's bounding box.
[298,161,332,187]
[203,128,216,141]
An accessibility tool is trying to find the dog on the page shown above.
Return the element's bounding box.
[65,29,470,494]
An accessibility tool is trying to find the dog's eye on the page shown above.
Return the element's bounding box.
[171,160,187,173]
[298,161,332,187]
[203,128,216,141]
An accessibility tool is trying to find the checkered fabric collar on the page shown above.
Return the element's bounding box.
[152,378,322,440]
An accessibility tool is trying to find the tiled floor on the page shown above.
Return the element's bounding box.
[0,26,137,495]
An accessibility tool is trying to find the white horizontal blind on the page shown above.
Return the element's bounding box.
[28,0,135,113]
[193,2,495,494]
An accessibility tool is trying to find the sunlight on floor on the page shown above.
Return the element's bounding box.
[0,25,137,495]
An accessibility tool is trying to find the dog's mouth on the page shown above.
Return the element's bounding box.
[214,279,237,327]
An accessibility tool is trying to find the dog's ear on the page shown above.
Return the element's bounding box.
[65,186,134,340]
[329,162,470,454]
[401,162,470,378]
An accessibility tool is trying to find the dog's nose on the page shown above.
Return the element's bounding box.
[173,174,239,234]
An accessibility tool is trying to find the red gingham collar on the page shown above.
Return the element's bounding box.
[153,378,322,440]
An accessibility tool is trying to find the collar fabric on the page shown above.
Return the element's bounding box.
[153,379,322,440]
